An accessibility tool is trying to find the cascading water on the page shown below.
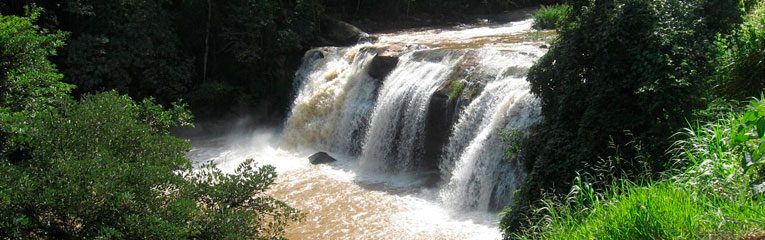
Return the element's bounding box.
[281,46,380,155]
[191,17,551,239]
[438,49,541,211]
[360,51,464,172]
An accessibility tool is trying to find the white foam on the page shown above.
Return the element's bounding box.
[189,130,502,239]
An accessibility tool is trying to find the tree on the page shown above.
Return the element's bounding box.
[714,1,765,100]
[0,10,302,238]
[0,6,71,159]
[59,0,193,104]
[501,0,743,234]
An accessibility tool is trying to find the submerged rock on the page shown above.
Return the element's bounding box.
[309,152,337,164]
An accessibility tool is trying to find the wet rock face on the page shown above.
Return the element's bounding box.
[423,91,454,171]
[421,50,486,173]
[367,55,399,80]
[309,152,337,164]
[320,17,369,46]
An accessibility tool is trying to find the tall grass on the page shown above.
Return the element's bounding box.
[531,5,572,30]
[510,97,765,239]
[676,96,765,197]
[513,181,765,240]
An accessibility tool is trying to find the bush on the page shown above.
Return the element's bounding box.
[0,7,72,157]
[714,2,765,100]
[1,92,304,239]
[531,4,572,30]
[502,0,743,234]
[508,98,765,239]
[0,11,302,238]
[675,96,765,197]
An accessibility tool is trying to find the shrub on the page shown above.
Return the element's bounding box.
[502,0,743,234]
[1,91,304,239]
[0,11,302,238]
[505,98,765,240]
[714,2,765,100]
[675,96,765,197]
[531,4,572,30]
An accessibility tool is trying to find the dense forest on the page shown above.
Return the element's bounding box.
[0,0,555,121]
[1,0,764,239]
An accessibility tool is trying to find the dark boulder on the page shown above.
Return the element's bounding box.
[320,17,369,46]
[367,54,399,80]
[308,152,337,164]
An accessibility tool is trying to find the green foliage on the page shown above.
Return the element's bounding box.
[1,94,302,238]
[0,8,72,156]
[59,0,194,104]
[447,80,466,101]
[531,4,571,30]
[179,0,322,117]
[0,13,301,239]
[2,0,323,118]
[187,160,303,239]
[507,98,765,239]
[501,129,524,157]
[502,0,745,234]
[511,181,765,239]
[675,96,765,197]
[714,2,765,100]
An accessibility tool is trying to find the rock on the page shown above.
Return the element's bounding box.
[308,152,337,164]
[358,35,379,44]
[423,90,454,172]
[422,51,483,172]
[320,17,369,46]
[540,44,549,49]
[367,54,399,79]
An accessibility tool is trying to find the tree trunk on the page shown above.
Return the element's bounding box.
[203,0,211,82]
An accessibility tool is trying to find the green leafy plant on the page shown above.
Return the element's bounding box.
[447,80,466,101]
[0,12,302,238]
[511,180,765,240]
[531,4,572,30]
[501,128,524,157]
[503,0,746,234]
[713,2,765,100]
[674,96,765,197]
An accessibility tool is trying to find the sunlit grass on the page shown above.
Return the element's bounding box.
[531,5,572,30]
[515,182,765,240]
[512,97,765,240]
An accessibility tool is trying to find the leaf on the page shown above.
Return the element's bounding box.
[732,134,750,146]
[743,110,757,123]
[756,142,765,161]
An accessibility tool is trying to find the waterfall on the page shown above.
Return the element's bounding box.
[438,50,541,210]
[360,51,464,172]
[282,46,379,155]
[281,19,547,211]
